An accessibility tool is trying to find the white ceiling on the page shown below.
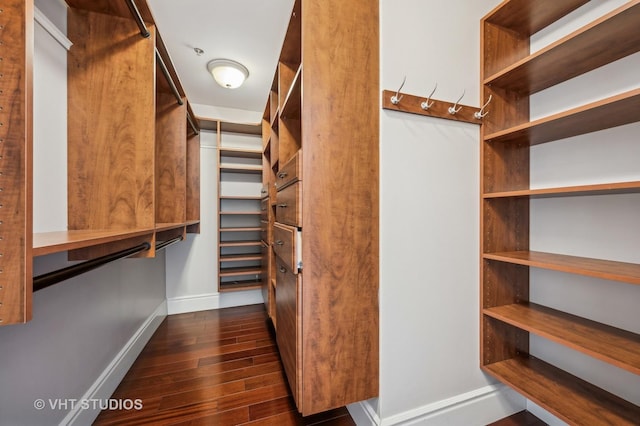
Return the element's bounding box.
[147,0,295,116]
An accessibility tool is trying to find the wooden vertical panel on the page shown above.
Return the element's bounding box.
[300,0,379,415]
[482,22,529,79]
[0,0,33,325]
[186,131,200,224]
[155,92,186,224]
[67,9,155,231]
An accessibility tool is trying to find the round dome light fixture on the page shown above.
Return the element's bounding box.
[207,59,249,89]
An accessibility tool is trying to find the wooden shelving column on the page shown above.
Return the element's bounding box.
[480,1,640,424]
[261,0,379,416]
[217,122,264,292]
[0,0,34,325]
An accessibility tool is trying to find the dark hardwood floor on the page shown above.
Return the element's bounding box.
[487,411,547,426]
[94,304,354,425]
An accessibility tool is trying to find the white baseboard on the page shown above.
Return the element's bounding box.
[167,290,264,315]
[61,302,167,426]
[349,385,525,426]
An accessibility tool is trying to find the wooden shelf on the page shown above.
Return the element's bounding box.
[220,254,263,262]
[483,355,640,426]
[485,1,640,95]
[219,266,262,277]
[484,303,640,374]
[154,222,185,232]
[219,195,262,200]
[485,88,640,145]
[219,280,262,292]
[219,147,262,159]
[483,181,640,199]
[220,227,262,232]
[280,65,301,119]
[33,229,154,257]
[484,0,588,35]
[219,163,263,174]
[220,211,261,216]
[219,241,262,248]
[483,251,640,285]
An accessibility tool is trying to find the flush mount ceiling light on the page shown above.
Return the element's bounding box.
[207,59,249,89]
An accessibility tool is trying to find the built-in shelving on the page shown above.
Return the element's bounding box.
[484,356,640,426]
[480,1,640,422]
[217,123,264,293]
[485,88,640,145]
[483,251,640,285]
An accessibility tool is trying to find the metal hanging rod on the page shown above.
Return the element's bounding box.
[156,48,184,106]
[187,112,199,135]
[33,242,151,292]
[125,0,151,38]
[155,235,184,252]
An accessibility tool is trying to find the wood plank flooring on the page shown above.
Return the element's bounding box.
[487,411,547,426]
[94,304,354,425]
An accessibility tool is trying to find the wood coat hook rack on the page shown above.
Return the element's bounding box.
[382,81,484,125]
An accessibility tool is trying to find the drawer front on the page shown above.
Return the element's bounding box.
[275,150,301,191]
[273,222,298,273]
[275,182,301,227]
[260,185,269,199]
[275,259,301,404]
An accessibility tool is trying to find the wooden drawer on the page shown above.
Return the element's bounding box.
[260,220,270,244]
[276,182,301,227]
[260,185,269,199]
[275,150,301,190]
[273,222,299,273]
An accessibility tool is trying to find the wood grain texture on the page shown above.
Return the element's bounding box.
[487,410,546,426]
[275,261,301,406]
[155,92,186,224]
[65,0,155,24]
[483,356,640,425]
[274,150,301,191]
[485,302,640,374]
[486,1,640,95]
[484,0,588,35]
[485,88,640,146]
[300,0,379,415]
[94,304,354,425]
[484,251,640,285]
[484,181,640,199]
[272,223,298,273]
[33,229,154,257]
[0,0,33,325]
[275,182,301,228]
[67,8,155,231]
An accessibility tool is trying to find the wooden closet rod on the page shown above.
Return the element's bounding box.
[155,235,183,252]
[156,48,184,106]
[125,0,151,38]
[32,242,151,292]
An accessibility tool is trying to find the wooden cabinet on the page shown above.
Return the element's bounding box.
[217,122,264,292]
[261,0,379,415]
[2,0,200,325]
[480,1,640,423]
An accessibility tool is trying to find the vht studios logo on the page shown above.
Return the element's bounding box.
[34,398,143,411]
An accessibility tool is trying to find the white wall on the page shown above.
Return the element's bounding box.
[0,5,167,425]
[165,130,263,313]
[527,1,640,424]
[363,1,525,425]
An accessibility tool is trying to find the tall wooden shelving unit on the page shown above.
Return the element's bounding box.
[217,122,264,293]
[2,0,200,326]
[261,0,379,416]
[480,1,640,424]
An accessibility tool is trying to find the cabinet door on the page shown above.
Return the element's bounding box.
[275,259,301,403]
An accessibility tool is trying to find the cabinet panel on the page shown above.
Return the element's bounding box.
[273,222,298,273]
[275,182,301,227]
[275,259,300,403]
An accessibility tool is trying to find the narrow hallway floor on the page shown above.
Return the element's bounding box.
[94,304,354,425]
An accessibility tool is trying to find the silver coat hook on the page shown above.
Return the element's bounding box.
[448,90,465,114]
[420,83,438,110]
[391,76,406,105]
[474,94,492,119]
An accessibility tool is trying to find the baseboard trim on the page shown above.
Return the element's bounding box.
[61,301,167,426]
[167,290,264,315]
[349,384,525,426]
